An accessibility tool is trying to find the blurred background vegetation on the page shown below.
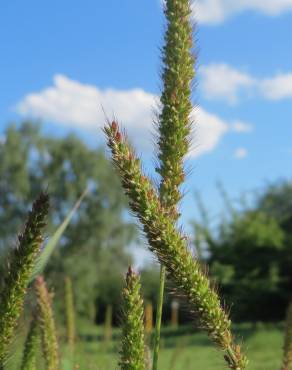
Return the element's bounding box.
[2,121,292,369]
[1,121,292,326]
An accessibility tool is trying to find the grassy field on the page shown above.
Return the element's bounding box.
[61,323,285,370]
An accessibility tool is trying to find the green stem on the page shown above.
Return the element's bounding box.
[64,277,76,354]
[152,266,166,370]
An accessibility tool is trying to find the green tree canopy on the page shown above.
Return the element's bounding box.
[0,121,136,318]
[193,182,292,322]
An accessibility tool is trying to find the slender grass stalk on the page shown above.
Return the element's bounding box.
[154,0,195,363]
[104,305,113,344]
[171,300,179,328]
[144,345,152,370]
[152,267,165,370]
[35,276,59,370]
[0,193,49,366]
[20,316,39,370]
[104,122,248,369]
[281,301,292,370]
[144,302,153,337]
[119,266,145,370]
[169,336,187,370]
[64,276,76,354]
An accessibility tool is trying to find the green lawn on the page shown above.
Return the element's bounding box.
[63,323,284,370]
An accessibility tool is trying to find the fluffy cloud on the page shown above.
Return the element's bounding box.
[234,147,248,159]
[17,75,157,152]
[259,73,292,100]
[231,121,254,133]
[199,63,292,103]
[17,75,148,128]
[199,64,254,103]
[193,0,292,25]
[191,107,229,157]
[16,74,249,158]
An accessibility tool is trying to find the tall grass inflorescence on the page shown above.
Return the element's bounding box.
[154,0,195,365]
[104,122,248,369]
[104,2,249,362]
[157,0,194,216]
[20,316,39,370]
[120,267,145,370]
[35,276,59,370]
[0,193,49,367]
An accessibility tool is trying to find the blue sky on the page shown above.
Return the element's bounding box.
[1,0,292,235]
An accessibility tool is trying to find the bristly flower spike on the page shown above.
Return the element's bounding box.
[157,0,195,220]
[104,123,248,370]
[20,315,39,370]
[119,266,145,370]
[0,193,49,366]
[35,276,59,370]
[154,1,195,366]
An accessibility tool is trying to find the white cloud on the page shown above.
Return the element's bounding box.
[191,107,228,157]
[259,73,292,100]
[17,74,157,152]
[231,121,254,133]
[16,74,249,158]
[199,64,254,103]
[234,147,248,159]
[193,0,228,24]
[200,63,292,103]
[193,0,292,25]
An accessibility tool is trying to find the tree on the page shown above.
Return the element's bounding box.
[209,210,284,321]
[257,181,292,314]
[193,182,292,322]
[0,121,136,318]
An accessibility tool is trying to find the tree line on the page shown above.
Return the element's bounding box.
[1,121,291,324]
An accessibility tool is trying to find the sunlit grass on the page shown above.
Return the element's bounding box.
[58,324,284,370]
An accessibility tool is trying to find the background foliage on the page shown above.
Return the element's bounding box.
[1,121,292,324]
[0,121,135,320]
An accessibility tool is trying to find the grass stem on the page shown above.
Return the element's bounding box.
[152,266,166,370]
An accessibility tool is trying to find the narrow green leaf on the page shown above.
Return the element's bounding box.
[31,189,88,279]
